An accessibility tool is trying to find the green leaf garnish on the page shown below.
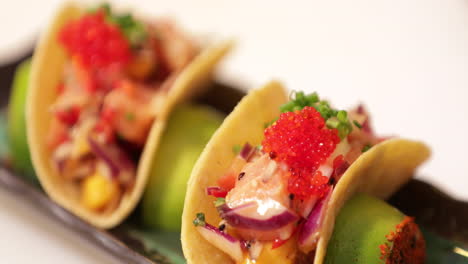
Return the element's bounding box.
[214,198,226,207]
[193,212,206,227]
[353,120,362,129]
[362,144,372,153]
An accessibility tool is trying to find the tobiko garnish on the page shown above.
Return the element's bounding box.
[262,106,340,199]
[59,11,131,69]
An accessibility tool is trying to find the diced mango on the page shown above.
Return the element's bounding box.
[81,171,119,211]
[239,239,297,264]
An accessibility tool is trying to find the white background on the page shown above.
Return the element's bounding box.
[0,0,467,262]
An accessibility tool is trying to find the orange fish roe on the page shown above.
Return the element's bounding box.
[59,11,131,69]
[262,106,340,199]
[379,217,425,264]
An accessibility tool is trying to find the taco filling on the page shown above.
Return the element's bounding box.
[192,91,385,263]
[47,4,197,212]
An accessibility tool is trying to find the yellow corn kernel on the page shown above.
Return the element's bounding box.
[81,172,119,211]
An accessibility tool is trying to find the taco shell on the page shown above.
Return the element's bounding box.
[26,2,233,228]
[181,80,430,263]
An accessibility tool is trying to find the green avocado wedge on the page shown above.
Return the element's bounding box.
[325,194,425,264]
[7,59,37,183]
[142,104,223,231]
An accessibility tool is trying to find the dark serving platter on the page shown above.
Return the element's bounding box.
[0,53,467,264]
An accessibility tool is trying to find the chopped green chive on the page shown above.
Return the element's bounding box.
[214,197,226,207]
[125,112,135,121]
[90,3,147,47]
[326,117,340,129]
[193,213,206,227]
[362,144,372,153]
[306,92,319,104]
[292,106,302,111]
[353,120,362,129]
[337,110,348,122]
[264,118,278,128]
[256,145,263,151]
[232,144,242,154]
[279,101,295,113]
[337,123,352,140]
[294,91,307,106]
[278,91,354,139]
[314,101,337,120]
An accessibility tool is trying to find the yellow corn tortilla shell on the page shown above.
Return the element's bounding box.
[26,2,233,229]
[181,80,430,264]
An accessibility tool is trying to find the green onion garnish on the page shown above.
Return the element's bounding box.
[125,112,135,121]
[193,212,206,227]
[214,198,226,207]
[306,92,319,104]
[264,118,278,128]
[362,144,372,153]
[277,91,354,139]
[353,120,362,129]
[90,3,147,46]
[326,118,340,129]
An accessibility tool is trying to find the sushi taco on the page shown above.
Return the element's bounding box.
[26,2,233,228]
[181,81,430,263]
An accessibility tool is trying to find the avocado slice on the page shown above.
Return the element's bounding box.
[325,193,425,264]
[142,104,223,231]
[7,59,37,183]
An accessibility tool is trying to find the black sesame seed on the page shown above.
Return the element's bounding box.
[238,172,245,181]
[218,224,226,231]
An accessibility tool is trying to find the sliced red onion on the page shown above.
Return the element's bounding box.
[331,160,350,183]
[239,143,255,161]
[54,158,67,174]
[206,186,228,198]
[297,196,318,219]
[356,104,365,115]
[196,223,243,262]
[218,203,299,230]
[298,188,333,250]
[88,136,135,178]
